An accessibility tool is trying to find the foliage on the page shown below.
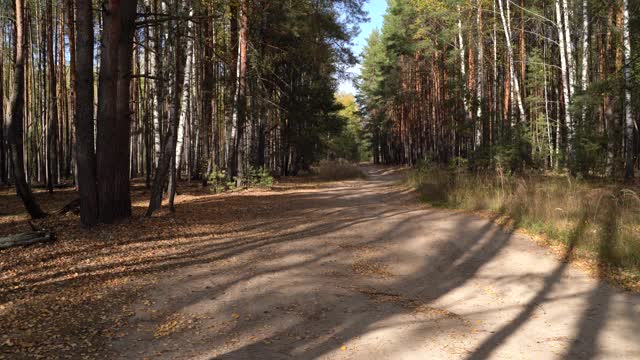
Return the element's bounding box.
[326,94,370,162]
[246,167,275,188]
[209,166,274,192]
[357,0,640,180]
[208,166,230,194]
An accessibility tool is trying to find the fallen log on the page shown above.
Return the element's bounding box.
[56,198,80,215]
[0,231,54,250]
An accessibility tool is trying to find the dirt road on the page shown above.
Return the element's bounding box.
[114,166,640,359]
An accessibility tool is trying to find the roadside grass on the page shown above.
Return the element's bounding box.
[407,165,640,290]
[315,159,366,181]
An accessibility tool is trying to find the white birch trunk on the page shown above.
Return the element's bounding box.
[562,0,576,98]
[457,6,470,125]
[580,0,589,122]
[556,0,573,156]
[176,13,194,172]
[497,0,526,126]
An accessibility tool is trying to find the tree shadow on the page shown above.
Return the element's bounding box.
[464,214,587,360]
[115,195,518,358]
[561,196,619,359]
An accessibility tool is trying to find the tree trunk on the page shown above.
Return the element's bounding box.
[622,0,635,180]
[200,7,214,184]
[497,0,526,127]
[580,0,589,111]
[475,0,484,149]
[152,0,164,169]
[226,2,239,177]
[46,0,59,192]
[457,6,470,131]
[8,0,46,219]
[75,0,98,227]
[96,0,137,224]
[235,0,249,186]
[556,0,573,160]
[147,5,190,216]
[0,23,6,185]
[66,0,77,181]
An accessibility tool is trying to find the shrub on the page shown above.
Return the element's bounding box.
[208,166,229,194]
[316,159,366,181]
[246,167,274,188]
[208,166,275,192]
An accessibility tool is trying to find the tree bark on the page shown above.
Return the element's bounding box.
[66,0,77,180]
[0,23,6,185]
[556,0,573,160]
[199,6,214,184]
[235,0,249,186]
[622,0,635,180]
[457,6,470,131]
[75,0,98,226]
[0,231,53,250]
[96,0,137,223]
[147,4,189,216]
[475,0,484,149]
[497,0,526,127]
[8,0,46,219]
[46,0,59,192]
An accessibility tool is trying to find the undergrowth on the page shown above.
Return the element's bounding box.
[208,166,274,193]
[316,159,366,181]
[407,162,640,288]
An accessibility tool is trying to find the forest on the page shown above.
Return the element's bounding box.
[1,0,640,358]
[360,0,639,180]
[0,0,367,226]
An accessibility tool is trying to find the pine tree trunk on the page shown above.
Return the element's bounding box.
[8,0,46,219]
[235,0,249,186]
[622,0,635,180]
[0,24,6,185]
[226,3,239,177]
[200,8,214,184]
[45,0,59,192]
[475,0,484,149]
[74,0,98,227]
[96,0,137,224]
[66,0,77,181]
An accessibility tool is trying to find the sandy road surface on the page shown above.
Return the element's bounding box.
[114,166,640,359]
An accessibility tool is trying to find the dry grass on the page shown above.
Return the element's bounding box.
[315,159,366,181]
[407,167,640,289]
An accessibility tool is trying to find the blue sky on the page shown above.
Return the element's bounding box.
[338,0,388,94]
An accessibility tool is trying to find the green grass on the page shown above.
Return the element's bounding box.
[407,165,640,289]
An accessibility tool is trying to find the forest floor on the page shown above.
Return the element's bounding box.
[1,166,639,359]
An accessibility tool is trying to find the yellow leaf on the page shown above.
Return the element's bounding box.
[232,313,241,319]
[340,345,347,351]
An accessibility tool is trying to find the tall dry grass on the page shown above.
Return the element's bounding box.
[315,159,366,181]
[407,166,640,280]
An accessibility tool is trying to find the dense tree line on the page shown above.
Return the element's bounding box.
[0,0,365,225]
[359,0,639,180]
